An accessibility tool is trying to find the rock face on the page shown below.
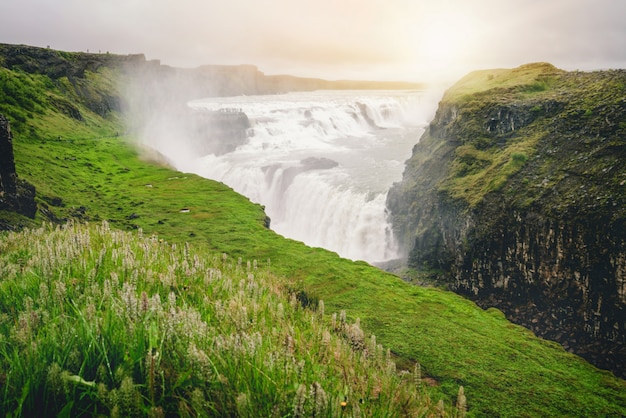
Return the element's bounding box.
[387,63,626,377]
[0,114,36,220]
[0,114,17,194]
[186,110,251,156]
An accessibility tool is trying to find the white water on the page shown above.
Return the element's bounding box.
[181,90,440,263]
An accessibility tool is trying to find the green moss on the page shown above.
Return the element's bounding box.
[440,128,541,207]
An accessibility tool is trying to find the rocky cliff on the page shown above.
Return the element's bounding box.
[0,114,36,225]
[387,63,626,377]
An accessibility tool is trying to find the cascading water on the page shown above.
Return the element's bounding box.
[181,89,440,263]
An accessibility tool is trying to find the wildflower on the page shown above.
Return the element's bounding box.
[189,388,207,414]
[86,303,97,323]
[293,383,307,418]
[149,293,162,316]
[339,310,347,327]
[310,382,328,417]
[38,283,49,306]
[187,343,213,381]
[168,292,176,309]
[120,282,139,323]
[284,333,295,356]
[97,382,108,404]
[414,362,422,390]
[110,271,120,288]
[240,306,248,329]
[140,291,149,313]
[456,386,467,418]
[368,334,377,356]
[53,281,67,304]
[236,393,250,416]
[46,363,65,396]
[297,360,305,380]
[348,319,365,351]
[321,330,331,347]
[119,376,140,416]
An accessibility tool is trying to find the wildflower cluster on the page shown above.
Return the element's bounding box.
[0,221,462,416]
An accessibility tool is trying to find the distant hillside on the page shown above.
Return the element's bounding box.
[388,62,626,377]
[0,43,423,99]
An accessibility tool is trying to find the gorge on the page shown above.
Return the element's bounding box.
[2,44,626,416]
[3,46,624,378]
[142,57,626,379]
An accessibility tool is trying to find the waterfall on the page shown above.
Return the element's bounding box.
[173,89,441,263]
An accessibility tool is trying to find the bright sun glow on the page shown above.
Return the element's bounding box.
[417,12,476,62]
[403,5,482,81]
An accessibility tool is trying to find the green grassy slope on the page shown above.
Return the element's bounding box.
[1,57,626,416]
[1,222,451,417]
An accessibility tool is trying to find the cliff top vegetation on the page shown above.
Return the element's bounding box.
[429,62,626,208]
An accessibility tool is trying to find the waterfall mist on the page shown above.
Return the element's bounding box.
[122,69,441,263]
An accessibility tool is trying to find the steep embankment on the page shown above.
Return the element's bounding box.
[388,63,626,377]
[2,46,626,416]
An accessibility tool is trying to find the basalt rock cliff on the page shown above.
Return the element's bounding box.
[387,63,626,377]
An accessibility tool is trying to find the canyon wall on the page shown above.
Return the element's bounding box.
[387,63,626,376]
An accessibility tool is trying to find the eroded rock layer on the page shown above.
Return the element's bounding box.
[388,63,626,376]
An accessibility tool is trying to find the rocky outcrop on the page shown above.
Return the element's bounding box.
[0,114,36,221]
[186,110,251,156]
[387,64,626,377]
[0,115,17,194]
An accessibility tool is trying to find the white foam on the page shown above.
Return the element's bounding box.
[178,89,442,263]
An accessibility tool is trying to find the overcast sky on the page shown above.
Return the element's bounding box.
[1,0,625,82]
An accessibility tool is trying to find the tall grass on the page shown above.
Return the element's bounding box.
[0,222,460,417]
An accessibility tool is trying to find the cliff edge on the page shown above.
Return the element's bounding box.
[387,63,626,377]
